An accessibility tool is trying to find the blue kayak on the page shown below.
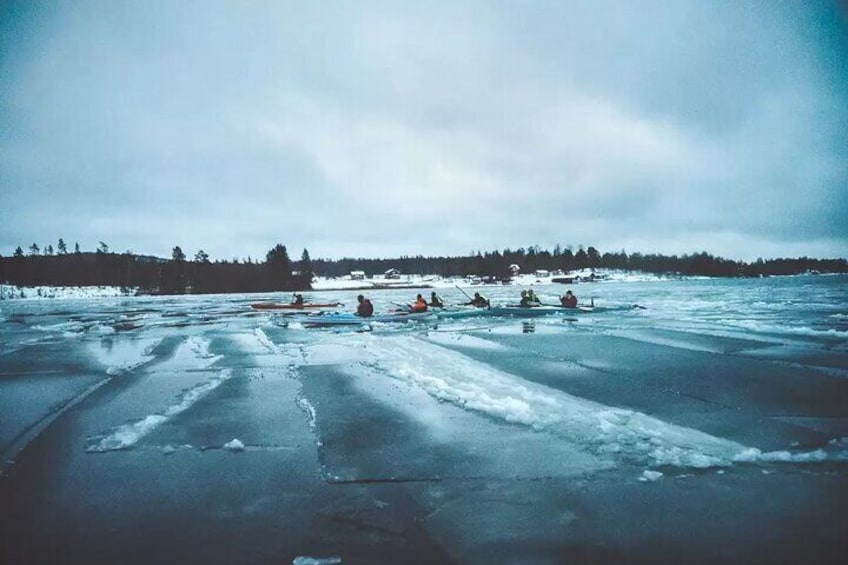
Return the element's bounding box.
[434,306,493,319]
[487,305,600,317]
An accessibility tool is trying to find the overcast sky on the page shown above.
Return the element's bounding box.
[1,0,846,262]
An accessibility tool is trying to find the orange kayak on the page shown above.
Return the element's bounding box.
[250,302,341,310]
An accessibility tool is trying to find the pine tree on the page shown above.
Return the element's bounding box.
[300,248,314,281]
[265,244,291,290]
[574,246,588,269]
[28,243,40,256]
[14,246,24,257]
[74,242,81,254]
[58,238,67,254]
[587,246,601,269]
[172,246,186,262]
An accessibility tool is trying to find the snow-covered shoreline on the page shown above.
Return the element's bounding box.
[0,285,135,301]
[311,268,686,291]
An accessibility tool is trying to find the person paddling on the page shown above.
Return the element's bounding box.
[429,291,444,308]
[466,292,490,308]
[356,294,374,317]
[410,294,428,313]
[561,290,578,308]
[520,290,541,307]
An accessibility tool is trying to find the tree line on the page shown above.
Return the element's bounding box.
[1,241,845,294]
[0,241,313,294]
[313,246,847,279]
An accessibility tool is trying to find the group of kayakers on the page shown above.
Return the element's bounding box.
[352,288,576,317]
[294,288,578,319]
[519,289,578,308]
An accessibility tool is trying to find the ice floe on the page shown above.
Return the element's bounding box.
[86,369,233,452]
[338,334,748,468]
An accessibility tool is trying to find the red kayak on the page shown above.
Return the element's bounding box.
[250,302,341,310]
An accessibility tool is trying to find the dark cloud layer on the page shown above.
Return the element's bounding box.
[1,0,846,261]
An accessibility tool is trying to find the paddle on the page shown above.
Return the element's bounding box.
[455,285,490,308]
[391,301,413,312]
[455,285,473,300]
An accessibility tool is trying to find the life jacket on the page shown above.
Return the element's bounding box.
[411,298,428,312]
[562,295,577,308]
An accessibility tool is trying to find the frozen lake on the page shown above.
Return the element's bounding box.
[1,276,847,563]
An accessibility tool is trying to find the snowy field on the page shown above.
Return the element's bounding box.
[1,275,847,563]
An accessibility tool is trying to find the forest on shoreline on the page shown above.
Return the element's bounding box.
[1,241,845,295]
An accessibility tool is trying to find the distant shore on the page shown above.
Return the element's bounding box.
[1,269,841,301]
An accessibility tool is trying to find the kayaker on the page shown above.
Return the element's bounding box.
[520,290,541,307]
[291,293,304,305]
[429,291,444,308]
[410,294,428,312]
[356,294,374,317]
[561,290,578,308]
[466,292,490,308]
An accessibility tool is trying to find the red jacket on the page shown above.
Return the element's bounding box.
[357,299,374,317]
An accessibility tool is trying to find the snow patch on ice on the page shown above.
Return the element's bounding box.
[717,319,847,339]
[639,470,663,482]
[424,331,507,351]
[292,557,342,565]
[733,444,848,464]
[88,337,163,376]
[187,335,213,358]
[223,438,245,452]
[153,335,223,371]
[296,397,317,431]
[86,369,233,452]
[254,327,278,353]
[302,341,370,366]
[232,328,297,358]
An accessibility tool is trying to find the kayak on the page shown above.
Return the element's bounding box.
[434,306,493,319]
[293,311,434,327]
[487,305,600,317]
[250,302,341,310]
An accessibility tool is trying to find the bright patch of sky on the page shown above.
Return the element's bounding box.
[1,1,846,261]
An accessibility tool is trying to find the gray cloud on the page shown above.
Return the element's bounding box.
[1,0,846,262]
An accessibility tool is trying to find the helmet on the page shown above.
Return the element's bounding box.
[357,295,364,301]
